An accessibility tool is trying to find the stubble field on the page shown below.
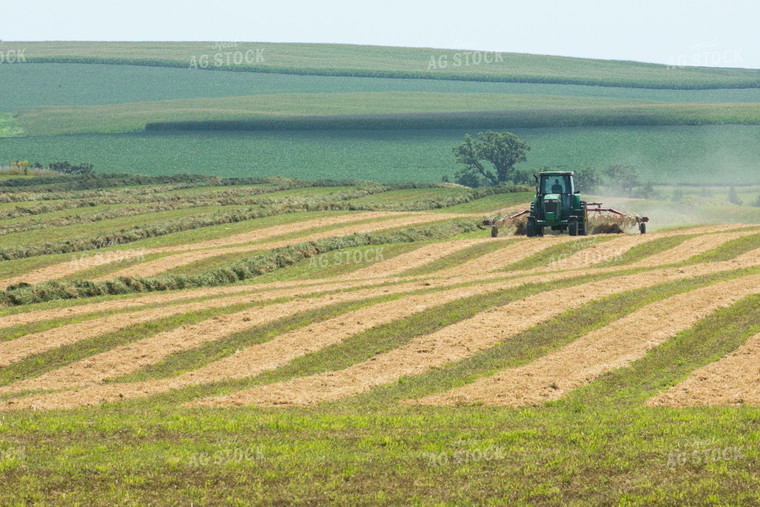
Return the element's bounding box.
[1,175,759,504]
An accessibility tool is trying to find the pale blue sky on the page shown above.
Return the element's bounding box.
[2,0,758,68]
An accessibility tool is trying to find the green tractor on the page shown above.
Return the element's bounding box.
[485,170,648,237]
[525,171,587,237]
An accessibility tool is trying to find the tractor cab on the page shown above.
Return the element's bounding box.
[531,171,580,235]
[539,173,573,197]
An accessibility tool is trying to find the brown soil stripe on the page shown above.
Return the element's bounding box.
[415,275,760,407]
[0,212,406,289]
[99,213,471,281]
[647,331,760,407]
[186,263,760,409]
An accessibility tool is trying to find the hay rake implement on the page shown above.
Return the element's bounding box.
[483,171,649,237]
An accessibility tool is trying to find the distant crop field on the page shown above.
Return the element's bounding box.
[5,41,760,88]
[2,125,759,184]
[4,63,760,112]
[2,43,758,195]
[14,92,650,136]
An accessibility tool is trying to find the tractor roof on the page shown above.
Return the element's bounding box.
[538,171,574,176]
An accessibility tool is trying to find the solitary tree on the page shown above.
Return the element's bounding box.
[604,165,640,194]
[453,131,530,187]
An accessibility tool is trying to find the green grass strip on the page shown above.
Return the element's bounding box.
[0,300,276,392]
[0,219,485,306]
[563,291,760,409]
[596,234,693,267]
[121,269,629,407]
[115,292,411,383]
[501,235,618,272]
[350,265,760,407]
[680,232,760,265]
[399,240,513,277]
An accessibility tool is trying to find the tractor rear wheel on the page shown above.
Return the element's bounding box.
[639,222,646,234]
[491,225,499,238]
[569,217,578,236]
[526,217,537,237]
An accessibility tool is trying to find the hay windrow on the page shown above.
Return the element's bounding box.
[413,274,760,407]
[184,265,760,409]
[97,213,475,281]
[647,331,760,407]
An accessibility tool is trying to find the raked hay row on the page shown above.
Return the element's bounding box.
[1,178,759,412]
[2,176,760,503]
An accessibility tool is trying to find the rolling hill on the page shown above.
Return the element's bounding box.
[1,42,760,185]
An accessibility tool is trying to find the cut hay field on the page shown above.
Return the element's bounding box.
[1,176,760,504]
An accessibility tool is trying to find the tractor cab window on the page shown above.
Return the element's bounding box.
[540,175,570,194]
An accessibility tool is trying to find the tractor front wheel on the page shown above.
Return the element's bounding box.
[526,217,537,237]
[569,217,578,236]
